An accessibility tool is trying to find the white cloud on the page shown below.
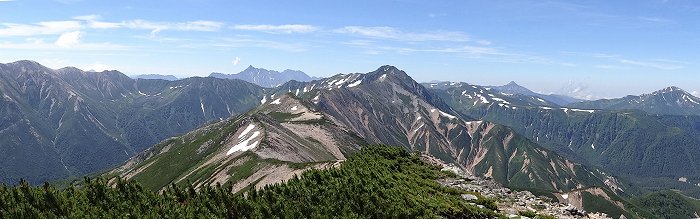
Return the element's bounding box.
[335,26,471,42]
[692,91,699,97]
[122,20,223,37]
[55,31,82,48]
[618,59,684,70]
[215,38,308,52]
[0,21,82,36]
[232,24,318,34]
[232,57,240,65]
[0,40,125,51]
[72,14,100,21]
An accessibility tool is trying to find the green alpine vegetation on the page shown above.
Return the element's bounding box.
[630,190,700,219]
[0,145,498,218]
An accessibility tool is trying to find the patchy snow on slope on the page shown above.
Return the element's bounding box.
[271,98,281,104]
[591,143,595,149]
[200,99,205,115]
[260,96,267,104]
[478,95,490,103]
[571,109,595,113]
[492,98,511,104]
[416,116,422,121]
[430,109,436,113]
[561,194,569,200]
[347,80,362,88]
[465,121,482,125]
[439,111,457,119]
[540,107,553,110]
[226,131,261,155]
[295,88,300,96]
[239,124,256,138]
[313,95,320,100]
[413,124,424,134]
[291,106,298,111]
[679,177,688,182]
[380,74,387,81]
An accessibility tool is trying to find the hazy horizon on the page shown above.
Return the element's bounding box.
[1,0,698,99]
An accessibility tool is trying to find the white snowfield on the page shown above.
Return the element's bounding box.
[347,80,362,88]
[271,98,281,104]
[227,124,261,155]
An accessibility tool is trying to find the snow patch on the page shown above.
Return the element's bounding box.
[478,95,490,103]
[492,98,510,104]
[226,131,261,155]
[561,194,569,200]
[591,143,595,149]
[540,107,553,110]
[379,74,387,81]
[440,111,457,119]
[271,98,281,104]
[679,177,688,183]
[347,80,362,88]
[291,106,298,111]
[200,99,205,115]
[416,116,422,121]
[240,124,256,138]
[430,109,436,113]
[465,121,483,125]
[571,109,595,113]
[413,124,424,134]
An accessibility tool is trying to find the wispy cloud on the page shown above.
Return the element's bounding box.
[211,37,309,52]
[0,21,82,36]
[335,26,471,42]
[565,51,689,70]
[232,24,319,34]
[0,38,125,50]
[232,57,240,65]
[618,59,684,70]
[0,15,224,38]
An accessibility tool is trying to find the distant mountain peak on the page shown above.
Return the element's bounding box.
[209,66,314,87]
[650,86,691,97]
[506,81,519,86]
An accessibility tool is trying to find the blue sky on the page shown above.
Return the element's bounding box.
[0,0,699,99]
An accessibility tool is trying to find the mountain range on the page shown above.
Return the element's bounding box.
[111,66,621,196]
[0,60,264,184]
[209,65,319,88]
[2,60,700,217]
[131,74,179,81]
[428,82,700,198]
[568,86,700,116]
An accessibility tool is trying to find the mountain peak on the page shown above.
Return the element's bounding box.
[653,86,688,95]
[506,81,519,86]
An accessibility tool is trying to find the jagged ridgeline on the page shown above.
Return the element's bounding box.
[428,82,700,197]
[0,61,265,184]
[0,146,499,218]
[110,66,619,200]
